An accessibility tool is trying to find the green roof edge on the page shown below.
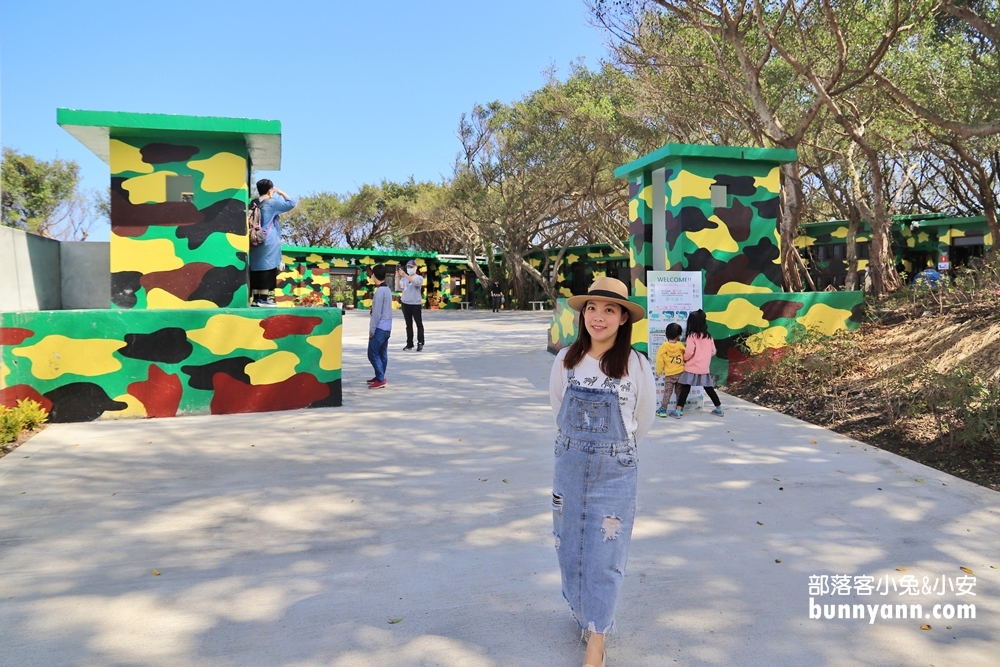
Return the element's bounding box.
[614,143,797,179]
[56,108,280,135]
[282,245,439,259]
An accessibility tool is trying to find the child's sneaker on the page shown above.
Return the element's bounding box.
[669,409,683,419]
[711,407,725,417]
[656,408,669,418]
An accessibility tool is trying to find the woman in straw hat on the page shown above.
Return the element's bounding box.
[549,276,656,667]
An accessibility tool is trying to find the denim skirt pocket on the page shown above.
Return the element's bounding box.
[616,449,637,468]
[554,438,570,458]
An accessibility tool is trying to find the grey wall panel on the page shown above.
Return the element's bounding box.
[0,226,62,311]
[60,242,110,309]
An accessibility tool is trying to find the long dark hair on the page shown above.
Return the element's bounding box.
[563,301,634,379]
[685,309,712,340]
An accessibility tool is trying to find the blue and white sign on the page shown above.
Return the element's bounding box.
[647,271,704,410]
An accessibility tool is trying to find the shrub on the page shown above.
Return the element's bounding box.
[0,399,49,445]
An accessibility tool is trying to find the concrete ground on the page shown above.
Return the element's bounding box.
[1,310,998,667]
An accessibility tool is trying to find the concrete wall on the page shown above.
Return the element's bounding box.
[60,241,110,309]
[0,226,62,311]
[1,307,343,421]
[1,227,110,312]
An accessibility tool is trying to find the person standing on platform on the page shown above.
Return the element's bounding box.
[398,260,425,351]
[249,179,296,307]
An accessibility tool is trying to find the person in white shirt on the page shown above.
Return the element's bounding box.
[549,277,655,667]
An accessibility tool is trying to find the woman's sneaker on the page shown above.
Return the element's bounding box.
[711,407,725,417]
[656,408,669,418]
[669,409,683,419]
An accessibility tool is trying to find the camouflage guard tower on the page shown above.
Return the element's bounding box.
[58,109,281,309]
[0,110,343,423]
[548,143,864,382]
[615,143,795,297]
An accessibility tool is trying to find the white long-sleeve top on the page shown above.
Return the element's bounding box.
[549,348,657,445]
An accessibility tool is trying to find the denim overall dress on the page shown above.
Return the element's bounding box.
[552,365,638,635]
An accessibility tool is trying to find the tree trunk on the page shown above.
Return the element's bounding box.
[976,165,1000,251]
[779,162,804,291]
[860,145,901,295]
[844,211,860,291]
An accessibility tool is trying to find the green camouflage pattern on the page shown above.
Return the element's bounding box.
[1,309,342,422]
[276,248,483,310]
[525,244,628,298]
[799,215,993,281]
[108,134,250,309]
[627,155,784,298]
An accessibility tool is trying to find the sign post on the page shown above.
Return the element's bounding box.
[647,271,704,410]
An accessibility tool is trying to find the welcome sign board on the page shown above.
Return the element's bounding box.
[647,271,705,410]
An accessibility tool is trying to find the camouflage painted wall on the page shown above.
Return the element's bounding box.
[0,309,341,422]
[277,253,332,307]
[434,260,479,308]
[623,158,783,300]
[109,135,249,309]
[662,157,783,295]
[275,248,483,311]
[524,244,628,299]
[797,216,993,282]
[628,178,653,297]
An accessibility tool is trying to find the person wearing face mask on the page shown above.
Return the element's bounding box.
[397,259,425,351]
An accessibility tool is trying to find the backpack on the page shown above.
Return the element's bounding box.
[248,199,274,247]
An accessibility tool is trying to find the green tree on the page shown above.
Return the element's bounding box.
[281,180,427,250]
[444,64,653,306]
[1,148,80,236]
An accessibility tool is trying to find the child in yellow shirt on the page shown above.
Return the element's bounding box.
[655,323,685,418]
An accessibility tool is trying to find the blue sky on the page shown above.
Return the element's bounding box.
[0,1,610,241]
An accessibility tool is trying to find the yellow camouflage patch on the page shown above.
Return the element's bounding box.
[188,314,278,355]
[226,233,249,254]
[630,318,648,347]
[754,167,780,194]
[110,237,184,274]
[246,351,301,385]
[687,217,738,253]
[639,185,653,209]
[744,326,789,354]
[717,282,772,295]
[146,288,217,309]
[796,303,852,336]
[667,170,714,207]
[188,152,247,192]
[104,393,146,419]
[705,298,768,330]
[13,335,126,380]
[110,139,153,175]
[121,171,177,204]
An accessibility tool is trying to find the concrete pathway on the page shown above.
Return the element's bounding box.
[1,310,998,667]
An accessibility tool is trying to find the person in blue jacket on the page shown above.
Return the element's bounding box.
[249,179,296,307]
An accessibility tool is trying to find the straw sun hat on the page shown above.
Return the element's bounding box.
[566,276,646,321]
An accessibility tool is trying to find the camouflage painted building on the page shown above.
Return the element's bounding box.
[797,214,994,289]
[0,110,343,422]
[548,143,866,384]
[275,247,485,310]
